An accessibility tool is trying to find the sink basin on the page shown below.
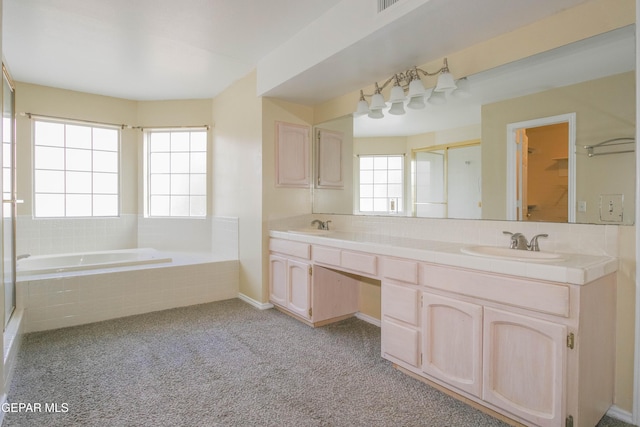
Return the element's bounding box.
[461,245,564,262]
[287,229,332,236]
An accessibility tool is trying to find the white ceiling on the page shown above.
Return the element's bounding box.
[3,0,599,104]
[2,0,343,100]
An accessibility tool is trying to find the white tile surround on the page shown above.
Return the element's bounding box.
[15,215,240,332]
[18,259,239,333]
[273,214,622,257]
[17,215,239,258]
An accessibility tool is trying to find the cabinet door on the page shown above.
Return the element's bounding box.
[269,255,288,307]
[275,122,310,188]
[483,307,566,427]
[287,259,311,319]
[316,129,343,188]
[422,293,483,397]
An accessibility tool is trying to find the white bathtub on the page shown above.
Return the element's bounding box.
[17,249,240,332]
[16,248,172,276]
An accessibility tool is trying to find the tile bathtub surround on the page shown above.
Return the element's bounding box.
[17,260,240,333]
[17,215,240,258]
[17,214,138,256]
[270,214,622,257]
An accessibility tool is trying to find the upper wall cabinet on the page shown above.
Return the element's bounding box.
[275,122,311,188]
[316,129,344,189]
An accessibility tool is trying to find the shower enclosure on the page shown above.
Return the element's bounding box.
[2,65,16,328]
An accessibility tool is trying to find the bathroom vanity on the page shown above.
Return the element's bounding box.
[268,229,617,427]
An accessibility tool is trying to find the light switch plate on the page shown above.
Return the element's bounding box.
[578,201,587,213]
[599,194,623,222]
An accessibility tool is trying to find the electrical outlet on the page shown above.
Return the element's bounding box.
[599,194,623,222]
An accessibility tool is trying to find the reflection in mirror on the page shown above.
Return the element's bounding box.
[413,142,481,219]
[312,25,636,225]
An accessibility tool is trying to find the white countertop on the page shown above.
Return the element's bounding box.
[269,230,617,285]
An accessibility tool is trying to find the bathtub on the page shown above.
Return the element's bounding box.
[17,248,172,276]
[16,249,239,332]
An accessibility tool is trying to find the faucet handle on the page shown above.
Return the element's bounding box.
[528,234,549,251]
[323,220,332,231]
[503,231,528,250]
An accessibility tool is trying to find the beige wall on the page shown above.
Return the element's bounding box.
[211,71,264,302]
[617,225,636,412]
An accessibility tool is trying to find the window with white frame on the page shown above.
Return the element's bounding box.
[144,129,207,217]
[358,154,404,214]
[33,120,120,218]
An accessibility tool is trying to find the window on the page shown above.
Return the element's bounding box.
[145,129,207,217]
[33,120,119,218]
[358,155,404,214]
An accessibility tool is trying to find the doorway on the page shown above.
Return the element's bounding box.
[506,113,576,222]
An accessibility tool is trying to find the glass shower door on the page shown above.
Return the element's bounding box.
[2,65,16,328]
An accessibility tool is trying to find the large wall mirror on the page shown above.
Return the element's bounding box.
[313,25,636,225]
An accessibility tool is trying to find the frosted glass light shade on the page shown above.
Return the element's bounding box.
[389,85,406,103]
[388,101,405,115]
[407,95,425,110]
[434,71,456,92]
[452,77,471,98]
[355,99,370,115]
[407,79,425,98]
[369,93,387,110]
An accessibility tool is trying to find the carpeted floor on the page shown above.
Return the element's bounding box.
[3,299,635,427]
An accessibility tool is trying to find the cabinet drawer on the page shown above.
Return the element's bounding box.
[341,250,377,276]
[420,263,570,317]
[381,257,418,284]
[382,282,419,326]
[312,245,341,266]
[269,239,311,260]
[382,319,420,368]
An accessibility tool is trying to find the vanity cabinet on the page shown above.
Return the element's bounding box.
[268,234,615,427]
[414,262,614,427]
[269,255,311,319]
[269,239,359,326]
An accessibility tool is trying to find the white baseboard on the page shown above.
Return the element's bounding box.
[356,312,381,327]
[607,405,634,424]
[237,293,274,310]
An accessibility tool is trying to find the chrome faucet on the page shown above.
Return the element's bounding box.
[311,220,331,230]
[503,231,548,251]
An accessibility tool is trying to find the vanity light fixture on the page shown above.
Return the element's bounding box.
[354,58,471,119]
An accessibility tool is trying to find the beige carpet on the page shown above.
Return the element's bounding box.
[3,299,633,427]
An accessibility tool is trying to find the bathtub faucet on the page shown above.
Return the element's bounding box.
[17,254,30,260]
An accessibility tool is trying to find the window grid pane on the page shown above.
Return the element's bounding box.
[358,155,404,214]
[147,130,208,217]
[33,120,120,218]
